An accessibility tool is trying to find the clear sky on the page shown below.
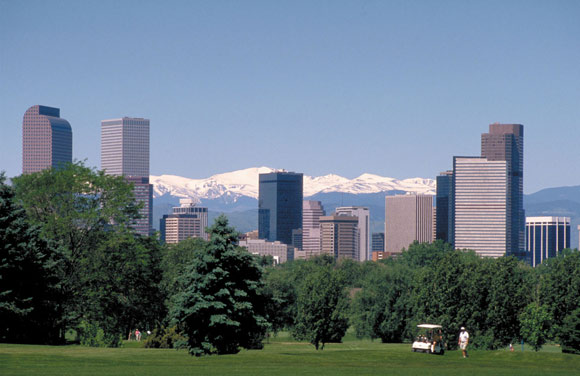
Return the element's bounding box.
[1,0,579,193]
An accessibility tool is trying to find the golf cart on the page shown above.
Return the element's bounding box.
[412,324,445,355]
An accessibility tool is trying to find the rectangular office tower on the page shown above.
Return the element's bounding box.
[258,171,303,245]
[481,123,525,258]
[453,157,509,258]
[435,170,454,245]
[320,215,359,260]
[22,105,72,173]
[372,232,385,254]
[160,199,209,244]
[526,217,570,267]
[385,194,433,253]
[101,117,152,236]
[335,206,370,261]
[302,201,326,257]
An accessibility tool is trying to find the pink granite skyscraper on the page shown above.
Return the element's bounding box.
[22,105,72,173]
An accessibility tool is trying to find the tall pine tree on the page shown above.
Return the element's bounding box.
[0,173,62,344]
[171,215,269,356]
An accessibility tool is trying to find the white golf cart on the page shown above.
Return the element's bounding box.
[412,324,444,355]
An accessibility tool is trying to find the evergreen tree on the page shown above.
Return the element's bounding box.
[170,215,269,356]
[0,173,62,344]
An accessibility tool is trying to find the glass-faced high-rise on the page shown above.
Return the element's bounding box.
[101,117,152,236]
[435,171,454,245]
[258,171,303,245]
[481,123,524,258]
[22,105,72,173]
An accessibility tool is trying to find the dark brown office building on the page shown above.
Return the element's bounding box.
[22,105,72,173]
[481,123,525,259]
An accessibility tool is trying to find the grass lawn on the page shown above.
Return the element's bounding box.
[1,333,579,376]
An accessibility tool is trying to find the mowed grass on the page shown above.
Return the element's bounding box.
[1,333,579,376]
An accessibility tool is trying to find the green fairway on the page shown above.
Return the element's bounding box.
[1,335,578,376]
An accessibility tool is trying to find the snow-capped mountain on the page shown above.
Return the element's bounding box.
[150,167,435,203]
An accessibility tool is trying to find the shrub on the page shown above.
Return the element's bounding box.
[143,326,186,349]
[77,321,121,347]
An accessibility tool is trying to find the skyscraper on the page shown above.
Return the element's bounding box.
[371,232,385,254]
[22,105,72,173]
[335,206,370,261]
[385,194,433,253]
[526,217,570,267]
[481,123,525,258]
[101,117,152,236]
[160,199,209,244]
[302,200,326,257]
[453,156,508,257]
[258,171,303,245]
[435,170,454,245]
[320,215,359,260]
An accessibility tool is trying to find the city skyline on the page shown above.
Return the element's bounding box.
[2,2,579,193]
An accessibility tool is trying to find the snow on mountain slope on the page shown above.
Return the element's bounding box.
[151,167,435,202]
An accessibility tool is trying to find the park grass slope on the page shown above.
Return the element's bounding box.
[1,336,579,376]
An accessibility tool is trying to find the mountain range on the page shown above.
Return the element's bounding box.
[151,167,580,247]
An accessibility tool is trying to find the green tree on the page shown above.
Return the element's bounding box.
[170,215,269,356]
[261,264,298,334]
[520,302,551,351]
[399,240,454,269]
[351,263,413,342]
[79,232,166,346]
[11,162,158,343]
[559,308,580,354]
[161,237,208,293]
[539,250,580,341]
[412,250,486,348]
[292,266,349,350]
[481,257,532,349]
[0,173,62,344]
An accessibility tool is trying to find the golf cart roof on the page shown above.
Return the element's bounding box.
[417,324,442,329]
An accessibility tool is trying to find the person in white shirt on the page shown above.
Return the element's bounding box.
[458,327,469,358]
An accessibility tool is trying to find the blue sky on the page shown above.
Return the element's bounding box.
[1,0,579,193]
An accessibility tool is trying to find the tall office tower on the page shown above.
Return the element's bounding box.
[335,206,370,261]
[292,229,303,250]
[101,117,152,236]
[160,199,209,244]
[302,201,326,257]
[22,105,72,173]
[526,217,570,267]
[320,215,359,260]
[385,194,433,253]
[372,232,385,253]
[481,123,525,258]
[258,171,303,245]
[453,157,508,257]
[435,170,454,245]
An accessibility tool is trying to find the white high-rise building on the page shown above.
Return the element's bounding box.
[335,206,370,261]
[302,201,325,257]
[101,117,150,177]
[453,157,508,257]
[101,117,152,236]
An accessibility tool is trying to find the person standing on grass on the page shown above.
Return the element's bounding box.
[458,327,469,358]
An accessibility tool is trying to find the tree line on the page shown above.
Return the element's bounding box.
[1,163,579,355]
